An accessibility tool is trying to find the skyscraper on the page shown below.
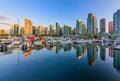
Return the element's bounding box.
[63,25,72,36]
[38,26,44,35]
[87,13,98,35]
[56,22,62,37]
[20,26,25,36]
[14,24,19,34]
[82,24,87,35]
[44,27,49,36]
[108,21,114,34]
[76,19,83,35]
[10,27,13,34]
[32,26,39,36]
[24,18,33,35]
[113,9,120,34]
[49,24,55,36]
[100,18,106,33]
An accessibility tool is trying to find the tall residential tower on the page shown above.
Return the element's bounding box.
[87,13,98,35]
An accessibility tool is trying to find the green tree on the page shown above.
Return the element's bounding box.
[112,34,120,39]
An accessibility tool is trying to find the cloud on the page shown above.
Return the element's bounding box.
[0,16,10,21]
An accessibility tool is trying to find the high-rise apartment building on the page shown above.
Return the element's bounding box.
[24,18,33,35]
[108,21,114,34]
[100,18,106,33]
[87,13,98,35]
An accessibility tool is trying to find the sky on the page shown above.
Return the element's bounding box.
[0,0,120,32]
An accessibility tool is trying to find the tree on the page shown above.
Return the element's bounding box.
[112,34,120,39]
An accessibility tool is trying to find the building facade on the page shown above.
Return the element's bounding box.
[76,19,83,35]
[20,26,25,36]
[108,21,114,34]
[38,26,44,35]
[14,24,19,34]
[56,22,62,37]
[49,24,55,36]
[24,18,33,35]
[0,29,6,34]
[87,13,98,35]
[63,25,72,36]
[113,9,120,34]
[100,18,106,33]
[44,27,49,36]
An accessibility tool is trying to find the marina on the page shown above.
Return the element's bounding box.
[0,36,120,81]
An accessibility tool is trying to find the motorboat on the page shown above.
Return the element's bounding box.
[46,37,53,45]
[20,39,31,51]
[4,39,12,44]
[33,40,42,47]
[60,38,73,45]
[12,39,22,45]
[86,39,92,44]
[73,39,86,44]
[114,45,120,50]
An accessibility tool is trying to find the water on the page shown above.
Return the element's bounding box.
[0,44,120,81]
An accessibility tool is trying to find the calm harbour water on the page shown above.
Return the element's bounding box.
[0,44,120,81]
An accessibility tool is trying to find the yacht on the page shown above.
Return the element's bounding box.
[114,45,120,50]
[33,40,42,47]
[61,38,73,45]
[73,39,86,44]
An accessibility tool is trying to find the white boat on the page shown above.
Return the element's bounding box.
[73,39,86,44]
[12,39,22,45]
[23,39,31,48]
[114,45,120,50]
[86,40,92,44]
[4,39,12,44]
[33,40,42,47]
[7,44,13,49]
[61,38,73,45]
[46,37,53,45]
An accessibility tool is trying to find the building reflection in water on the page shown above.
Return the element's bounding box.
[75,45,87,59]
[109,48,114,57]
[24,49,33,58]
[87,44,98,66]
[63,45,72,52]
[113,50,120,72]
[100,45,106,61]
[56,45,62,54]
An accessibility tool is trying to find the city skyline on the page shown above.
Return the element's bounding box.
[0,0,120,32]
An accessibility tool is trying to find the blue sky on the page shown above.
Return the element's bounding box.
[0,0,120,32]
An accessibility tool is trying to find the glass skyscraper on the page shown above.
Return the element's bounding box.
[14,24,19,34]
[63,25,72,36]
[76,19,83,35]
[56,22,62,37]
[76,19,86,35]
[87,13,98,35]
[100,18,106,33]
[113,9,120,34]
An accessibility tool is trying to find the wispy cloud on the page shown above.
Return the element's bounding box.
[0,16,10,21]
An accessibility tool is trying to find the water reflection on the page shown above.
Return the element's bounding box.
[24,49,33,58]
[100,45,106,61]
[1,44,120,74]
[109,48,114,57]
[74,45,87,59]
[114,50,120,72]
[87,44,98,66]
